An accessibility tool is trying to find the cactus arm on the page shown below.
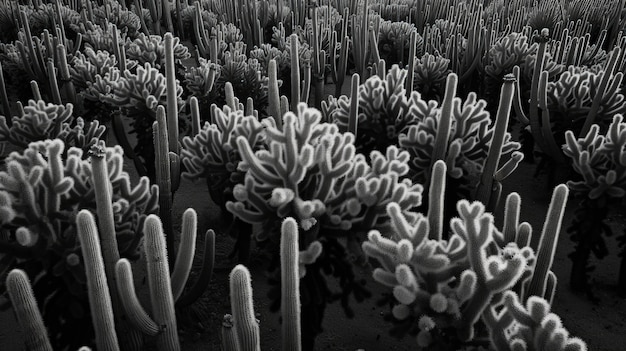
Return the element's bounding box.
[524,184,568,300]
[47,60,62,105]
[229,265,261,351]
[176,229,216,307]
[475,75,516,207]
[502,193,521,245]
[528,29,551,157]
[405,31,417,96]
[164,33,179,155]
[290,34,300,112]
[280,218,302,351]
[76,210,121,351]
[580,46,622,136]
[538,70,565,163]
[115,259,161,336]
[90,142,144,350]
[221,314,241,351]
[153,106,175,267]
[6,269,53,351]
[427,160,446,241]
[170,208,198,301]
[431,73,458,166]
[268,60,282,127]
[143,214,180,350]
[347,73,359,137]
[0,61,10,118]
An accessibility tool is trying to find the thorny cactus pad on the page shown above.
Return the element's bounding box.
[0,139,157,349]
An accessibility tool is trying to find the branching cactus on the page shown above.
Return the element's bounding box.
[322,64,419,157]
[125,33,191,71]
[563,115,626,296]
[362,160,579,350]
[0,139,157,350]
[0,99,104,152]
[226,102,422,349]
[181,103,265,211]
[399,73,521,220]
[114,209,213,351]
[104,62,184,180]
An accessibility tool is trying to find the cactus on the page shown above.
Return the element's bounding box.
[5,269,53,351]
[362,160,580,349]
[0,100,104,151]
[228,265,261,351]
[280,218,302,351]
[0,139,156,350]
[222,218,321,351]
[563,115,626,296]
[76,210,120,351]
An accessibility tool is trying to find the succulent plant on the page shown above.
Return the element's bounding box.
[181,104,265,209]
[545,65,626,146]
[0,100,105,152]
[0,139,157,350]
[323,65,419,157]
[125,33,191,71]
[563,114,626,296]
[363,163,583,350]
[377,20,419,66]
[93,1,142,38]
[412,53,451,102]
[103,62,184,179]
[226,102,422,348]
[29,3,81,39]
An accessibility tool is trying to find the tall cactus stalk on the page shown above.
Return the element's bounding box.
[76,210,121,351]
[524,184,569,300]
[143,215,180,351]
[280,218,301,351]
[229,265,261,351]
[6,269,53,351]
[154,106,175,266]
[475,74,516,210]
[89,143,144,350]
[431,73,458,171]
[290,34,301,112]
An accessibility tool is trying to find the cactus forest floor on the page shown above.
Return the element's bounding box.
[1,118,626,350]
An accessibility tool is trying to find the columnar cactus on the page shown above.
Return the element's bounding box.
[114,208,212,351]
[5,269,53,351]
[0,139,157,349]
[227,265,261,351]
[76,210,120,351]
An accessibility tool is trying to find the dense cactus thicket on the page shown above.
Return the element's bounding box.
[0,0,625,350]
